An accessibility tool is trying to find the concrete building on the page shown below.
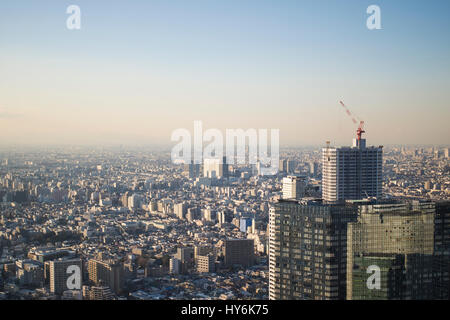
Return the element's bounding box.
[49,259,82,295]
[174,202,187,220]
[322,137,382,202]
[169,258,181,274]
[196,254,215,273]
[203,157,229,178]
[223,239,255,268]
[282,176,307,200]
[279,159,287,173]
[87,259,123,295]
[83,285,115,300]
[175,247,195,273]
[194,245,214,259]
[16,260,44,287]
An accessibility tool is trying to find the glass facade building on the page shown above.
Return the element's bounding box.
[269,199,450,300]
[347,200,449,300]
[269,199,357,300]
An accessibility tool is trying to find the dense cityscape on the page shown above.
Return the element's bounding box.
[0,139,448,300]
[1,0,449,305]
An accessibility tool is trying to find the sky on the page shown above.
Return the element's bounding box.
[0,0,449,147]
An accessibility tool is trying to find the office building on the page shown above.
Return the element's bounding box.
[347,200,449,300]
[282,176,307,200]
[434,201,450,299]
[223,239,255,268]
[269,199,357,300]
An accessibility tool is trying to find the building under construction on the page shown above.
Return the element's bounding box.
[322,101,383,202]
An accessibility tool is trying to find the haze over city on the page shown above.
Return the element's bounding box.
[0,0,449,306]
[1,0,449,146]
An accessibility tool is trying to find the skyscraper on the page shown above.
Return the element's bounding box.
[322,136,382,202]
[282,176,307,200]
[269,198,450,300]
[347,200,449,300]
[269,199,357,300]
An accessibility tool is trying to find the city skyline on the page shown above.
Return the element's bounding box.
[1,0,450,146]
[0,0,448,304]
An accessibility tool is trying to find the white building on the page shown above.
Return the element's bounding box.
[282,176,307,200]
[169,258,181,274]
[203,157,228,178]
[322,137,382,202]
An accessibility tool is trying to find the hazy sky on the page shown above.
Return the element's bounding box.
[0,0,449,146]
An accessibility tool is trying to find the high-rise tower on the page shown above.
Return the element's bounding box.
[322,132,382,202]
[269,199,357,300]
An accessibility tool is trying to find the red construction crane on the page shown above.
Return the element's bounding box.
[339,101,365,140]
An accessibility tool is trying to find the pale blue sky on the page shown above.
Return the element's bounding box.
[0,0,449,146]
